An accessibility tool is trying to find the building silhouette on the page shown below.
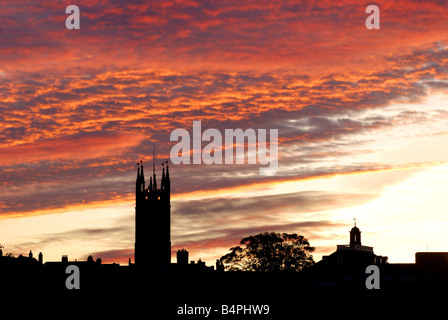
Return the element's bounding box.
[308,222,388,289]
[318,221,388,268]
[2,160,448,312]
[135,159,171,269]
[176,249,189,265]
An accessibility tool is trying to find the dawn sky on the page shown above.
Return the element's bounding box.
[1,0,448,265]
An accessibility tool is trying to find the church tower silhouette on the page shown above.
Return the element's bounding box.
[350,219,361,246]
[135,154,171,269]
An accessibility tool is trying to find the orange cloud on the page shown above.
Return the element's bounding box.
[1,0,447,74]
[0,131,144,165]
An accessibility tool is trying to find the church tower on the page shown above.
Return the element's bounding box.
[135,155,171,269]
[349,219,361,246]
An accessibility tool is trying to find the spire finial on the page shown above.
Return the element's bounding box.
[353,217,357,227]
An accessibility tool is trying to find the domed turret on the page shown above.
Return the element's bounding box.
[350,219,361,246]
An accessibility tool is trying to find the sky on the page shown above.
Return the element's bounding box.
[1,0,448,266]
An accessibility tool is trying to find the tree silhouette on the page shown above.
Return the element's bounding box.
[220,232,315,272]
[0,244,13,257]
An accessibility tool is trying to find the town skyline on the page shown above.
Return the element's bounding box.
[1,0,448,267]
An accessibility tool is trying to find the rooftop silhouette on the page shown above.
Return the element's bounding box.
[1,161,447,313]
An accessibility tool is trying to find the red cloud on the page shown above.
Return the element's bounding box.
[1,0,448,73]
[0,131,144,165]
